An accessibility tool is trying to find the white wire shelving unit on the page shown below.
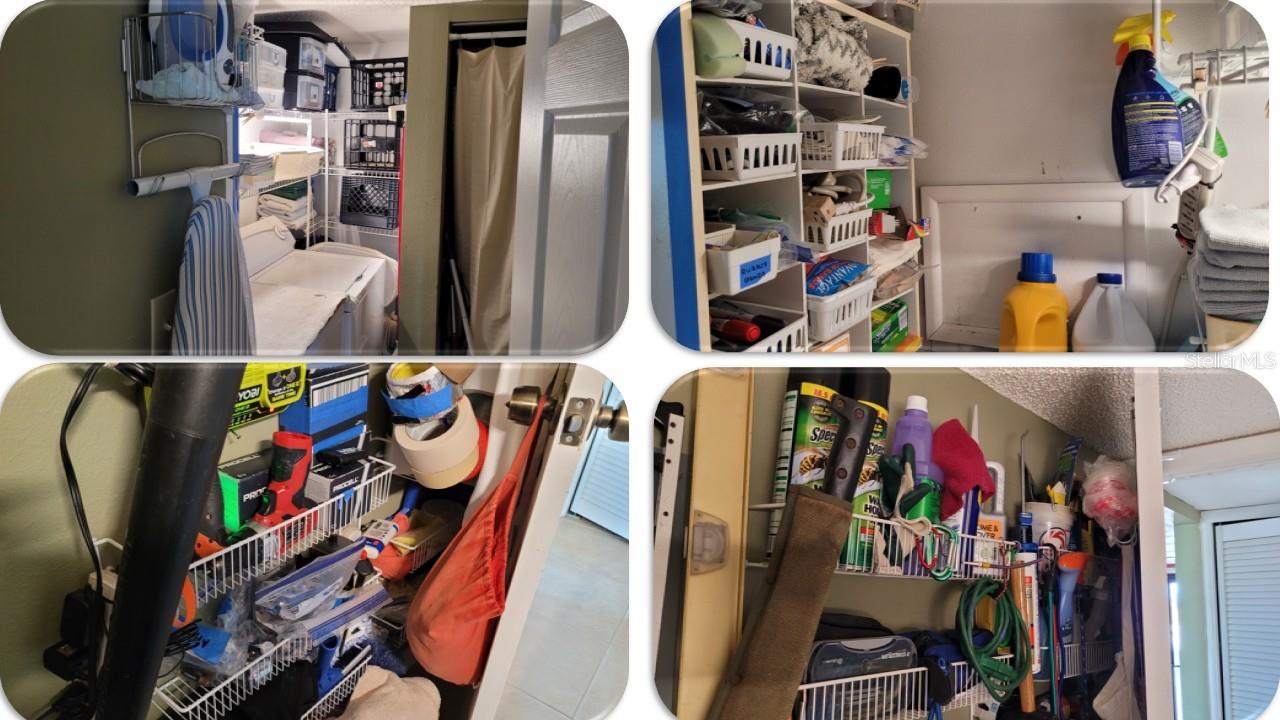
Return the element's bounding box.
[1040,640,1117,680]
[747,507,1018,583]
[153,635,312,720]
[301,652,373,720]
[186,457,394,610]
[796,656,1011,720]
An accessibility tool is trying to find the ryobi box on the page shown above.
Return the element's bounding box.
[231,364,307,429]
[280,364,370,453]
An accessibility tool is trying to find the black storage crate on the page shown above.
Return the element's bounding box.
[344,119,402,170]
[351,57,408,110]
[340,176,400,230]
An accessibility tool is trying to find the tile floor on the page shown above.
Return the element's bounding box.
[498,516,629,720]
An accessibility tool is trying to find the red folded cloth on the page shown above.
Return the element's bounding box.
[933,419,996,519]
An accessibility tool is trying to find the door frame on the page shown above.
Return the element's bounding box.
[1198,503,1280,720]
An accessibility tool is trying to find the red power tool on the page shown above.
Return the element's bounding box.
[255,431,314,526]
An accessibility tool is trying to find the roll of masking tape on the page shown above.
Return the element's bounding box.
[394,394,482,489]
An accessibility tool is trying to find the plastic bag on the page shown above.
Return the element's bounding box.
[254,542,364,630]
[691,0,763,18]
[874,260,923,300]
[698,89,801,136]
[1081,456,1139,546]
[805,258,870,296]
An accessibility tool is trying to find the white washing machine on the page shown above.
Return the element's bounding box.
[241,217,394,354]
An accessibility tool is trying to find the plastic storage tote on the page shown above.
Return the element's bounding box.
[265,33,327,75]
[800,122,885,171]
[283,71,325,111]
[706,232,782,296]
[726,20,796,80]
[700,132,801,182]
[802,208,873,255]
[807,278,876,342]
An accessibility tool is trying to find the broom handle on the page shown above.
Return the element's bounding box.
[1012,566,1038,713]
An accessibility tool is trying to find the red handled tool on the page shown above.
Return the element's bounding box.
[255,431,313,526]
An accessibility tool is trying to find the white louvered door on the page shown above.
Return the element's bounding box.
[1215,516,1280,719]
[568,384,629,539]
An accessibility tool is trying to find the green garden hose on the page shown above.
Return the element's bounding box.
[956,578,1033,706]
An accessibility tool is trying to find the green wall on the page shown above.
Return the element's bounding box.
[0,1,228,354]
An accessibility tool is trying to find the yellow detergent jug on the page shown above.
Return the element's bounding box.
[999,253,1069,352]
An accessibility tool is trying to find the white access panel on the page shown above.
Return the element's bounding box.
[568,384,628,539]
[921,183,1149,348]
[1215,517,1280,719]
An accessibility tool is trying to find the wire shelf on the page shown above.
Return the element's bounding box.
[302,652,372,720]
[797,657,1011,720]
[322,219,401,239]
[153,635,312,720]
[124,13,260,108]
[325,168,400,180]
[187,458,394,609]
[832,513,1017,582]
[241,175,310,198]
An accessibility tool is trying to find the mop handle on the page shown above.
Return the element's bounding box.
[1012,566,1038,713]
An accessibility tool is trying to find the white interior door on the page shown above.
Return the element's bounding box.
[509,1,628,354]
[568,384,628,539]
[1215,516,1280,719]
[470,365,610,719]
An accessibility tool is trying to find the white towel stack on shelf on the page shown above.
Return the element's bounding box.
[258,193,315,231]
[1188,208,1269,322]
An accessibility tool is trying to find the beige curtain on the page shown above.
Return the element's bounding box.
[452,45,525,354]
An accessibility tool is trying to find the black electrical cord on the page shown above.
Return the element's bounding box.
[59,364,106,710]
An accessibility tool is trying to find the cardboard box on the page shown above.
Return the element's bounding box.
[866,170,893,210]
[213,451,273,533]
[280,364,369,453]
[231,364,306,429]
[871,299,909,352]
[305,457,374,505]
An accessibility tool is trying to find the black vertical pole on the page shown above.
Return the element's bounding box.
[96,364,244,720]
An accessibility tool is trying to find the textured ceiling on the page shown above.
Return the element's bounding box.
[965,368,1280,459]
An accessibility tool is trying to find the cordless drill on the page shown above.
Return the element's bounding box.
[255,431,314,526]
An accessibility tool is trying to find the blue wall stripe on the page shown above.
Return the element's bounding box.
[655,10,702,350]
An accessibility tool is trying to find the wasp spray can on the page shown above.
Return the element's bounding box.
[844,369,891,570]
[769,369,843,555]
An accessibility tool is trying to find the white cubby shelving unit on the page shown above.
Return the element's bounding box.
[677,0,922,352]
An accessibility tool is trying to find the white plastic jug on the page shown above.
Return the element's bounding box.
[1071,274,1156,352]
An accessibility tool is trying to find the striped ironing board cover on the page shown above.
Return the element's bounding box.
[172,196,257,355]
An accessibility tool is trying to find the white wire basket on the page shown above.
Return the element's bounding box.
[797,657,1011,720]
[124,12,260,107]
[833,512,1017,581]
[700,133,802,182]
[721,301,808,353]
[302,652,373,720]
[153,635,312,720]
[1042,641,1117,680]
[187,458,395,609]
[807,278,877,342]
[800,122,885,171]
[725,20,796,80]
[802,207,873,255]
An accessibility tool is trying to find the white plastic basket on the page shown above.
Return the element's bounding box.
[800,122,885,171]
[802,207,873,255]
[725,20,796,80]
[704,222,736,247]
[718,301,807,352]
[700,133,801,182]
[807,278,877,342]
[706,232,782,296]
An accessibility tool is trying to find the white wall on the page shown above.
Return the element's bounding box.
[913,0,1268,347]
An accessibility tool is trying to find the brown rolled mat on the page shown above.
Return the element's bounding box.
[708,486,853,720]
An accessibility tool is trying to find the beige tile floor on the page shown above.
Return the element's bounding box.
[498,516,629,720]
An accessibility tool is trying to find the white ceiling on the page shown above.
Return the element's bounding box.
[965,368,1280,458]
[254,1,416,47]
[1165,463,1280,511]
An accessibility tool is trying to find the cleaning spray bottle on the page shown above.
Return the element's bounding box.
[892,396,941,574]
[1112,11,1205,187]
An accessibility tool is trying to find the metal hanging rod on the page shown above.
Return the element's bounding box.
[129,164,241,198]
[448,30,527,40]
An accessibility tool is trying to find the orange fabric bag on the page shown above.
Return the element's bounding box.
[406,399,544,685]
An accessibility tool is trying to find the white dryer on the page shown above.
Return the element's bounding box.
[241,217,394,354]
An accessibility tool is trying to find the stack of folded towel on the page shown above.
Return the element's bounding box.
[258,193,315,230]
[1188,208,1269,322]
